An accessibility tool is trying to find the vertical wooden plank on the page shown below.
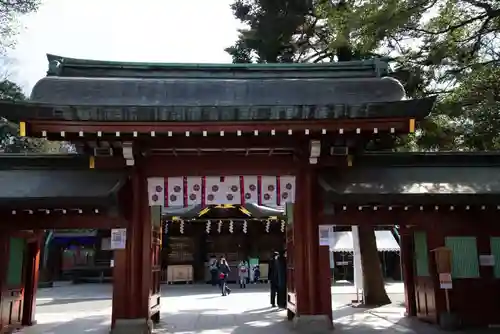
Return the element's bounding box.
[112,161,155,329]
[400,227,416,316]
[0,233,9,332]
[291,167,309,315]
[22,232,42,326]
[303,167,318,314]
[290,166,331,320]
[318,245,333,322]
[111,248,127,327]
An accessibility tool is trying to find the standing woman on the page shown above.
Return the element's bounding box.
[237,260,248,288]
[218,257,232,296]
[208,255,218,286]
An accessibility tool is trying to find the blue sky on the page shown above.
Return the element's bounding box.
[7,0,242,93]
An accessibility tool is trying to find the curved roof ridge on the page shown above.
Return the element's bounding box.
[46,54,389,79]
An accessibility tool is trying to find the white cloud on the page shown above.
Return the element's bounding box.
[7,0,242,93]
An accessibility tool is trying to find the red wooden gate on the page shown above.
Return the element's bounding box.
[149,215,162,323]
[285,203,296,319]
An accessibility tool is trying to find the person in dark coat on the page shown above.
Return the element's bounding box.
[269,251,280,307]
[218,257,232,296]
[208,255,218,286]
[276,250,287,308]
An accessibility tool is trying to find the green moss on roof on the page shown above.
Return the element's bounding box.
[46,54,389,79]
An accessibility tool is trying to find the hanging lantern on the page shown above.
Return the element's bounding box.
[180,220,185,234]
[217,220,222,233]
[206,220,211,234]
[243,220,248,234]
[265,220,270,233]
[280,219,285,232]
[229,220,234,233]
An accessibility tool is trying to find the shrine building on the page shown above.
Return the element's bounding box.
[1,54,500,333]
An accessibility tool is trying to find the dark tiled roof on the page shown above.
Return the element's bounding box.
[320,153,500,204]
[0,97,435,122]
[0,154,89,170]
[30,77,405,106]
[0,170,125,209]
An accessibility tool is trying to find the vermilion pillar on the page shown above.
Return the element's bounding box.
[22,232,43,326]
[290,165,333,331]
[112,164,155,334]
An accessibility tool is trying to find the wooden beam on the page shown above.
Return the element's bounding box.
[28,118,410,139]
[0,214,127,230]
[321,208,500,228]
[139,135,304,149]
[142,154,298,176]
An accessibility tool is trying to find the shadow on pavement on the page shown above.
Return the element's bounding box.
[155,307,291,334]
[36,297,111,307]
[16,315,110,334]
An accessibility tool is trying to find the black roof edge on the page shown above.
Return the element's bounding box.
[0,97,434,122]
[323,193,500,206]
[0,154,92,170]
[350,151,500,167]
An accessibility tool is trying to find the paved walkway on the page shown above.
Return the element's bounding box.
[17,282,492,334]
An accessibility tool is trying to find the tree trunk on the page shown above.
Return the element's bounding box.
[358,225,391,306]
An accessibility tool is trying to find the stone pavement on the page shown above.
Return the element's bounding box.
[17,282,494,334]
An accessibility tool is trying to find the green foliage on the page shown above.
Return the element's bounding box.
[0,80,70,153]
[225,0,315,63]
[0,0,41,54]
[226,0,500,152]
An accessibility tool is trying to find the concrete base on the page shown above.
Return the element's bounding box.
[438,312,461,331]
[110,319,153,334]
[292,315,333,334]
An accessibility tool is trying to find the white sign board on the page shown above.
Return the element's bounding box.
[479,255,495,266]
[110,228,127,250]
[439,273,452,289]
[318,225,333,246]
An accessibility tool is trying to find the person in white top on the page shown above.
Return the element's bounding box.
[238,260,248,288]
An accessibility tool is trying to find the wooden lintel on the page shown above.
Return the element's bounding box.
[140,135,306,149]
[321,209,500,227]
[142,154,298,176]
[0,214,127,230]
[28,118,410,139]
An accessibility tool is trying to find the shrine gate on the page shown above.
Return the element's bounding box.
[1,55,498,333]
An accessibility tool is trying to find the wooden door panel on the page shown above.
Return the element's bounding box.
[150,226,161,318]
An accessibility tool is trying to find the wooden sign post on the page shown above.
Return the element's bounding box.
[432,247,452,313]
